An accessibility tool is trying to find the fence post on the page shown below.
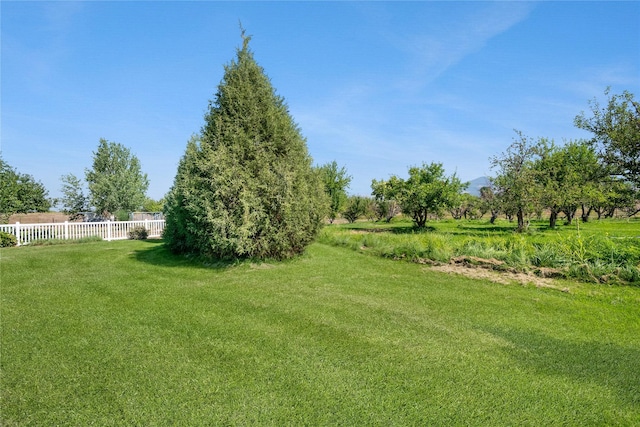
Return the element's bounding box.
[64,221,69,240]
[15,222,21,246]
[107,220,112,241]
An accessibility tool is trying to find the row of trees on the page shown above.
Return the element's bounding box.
[58,138,152,221]
[322,89,639,231]
[485,89,639,231]
[1,138,153,223]
[488,133,637,231]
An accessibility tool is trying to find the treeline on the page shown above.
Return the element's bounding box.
[1,32,637,261]
[323,89,639,231]
[1,139,162,223]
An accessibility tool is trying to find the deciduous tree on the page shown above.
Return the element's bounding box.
[374,162,466,228]
[0,157,50,223]
[59,173,89,221]
[342,195,368,223]
[574,89,640,188]
[319,161,351,223]
[371,177,402,222]
[479,185,500,224]
[490,131,541,232]
[85,138,149,216]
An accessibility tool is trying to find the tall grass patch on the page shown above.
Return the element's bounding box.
[320,219,640,284]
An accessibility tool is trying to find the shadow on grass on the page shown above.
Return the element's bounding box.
[131,239,239,270]
[342,224,436,234]
[485,326,640,406]
[453,224,517,233]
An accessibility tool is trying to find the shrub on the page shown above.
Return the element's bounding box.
[128,226,148,240]
[0,231,17,247]
[115,210,130,222]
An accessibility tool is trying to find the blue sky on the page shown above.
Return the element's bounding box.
[2,1,639,202]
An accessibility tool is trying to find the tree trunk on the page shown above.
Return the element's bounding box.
[490,211,498,224]
[517,208,525,232]
[596,208,603,220]
[580,204,592,222]
[414,211,427,228]
[563,209,575,225]
[549,210,558,228]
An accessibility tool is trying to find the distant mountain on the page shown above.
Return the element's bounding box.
[464,176,491,197]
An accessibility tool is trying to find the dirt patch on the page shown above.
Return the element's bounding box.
[450,255,507,269]
[429,261,570,292]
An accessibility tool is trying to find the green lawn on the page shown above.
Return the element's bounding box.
[1,239,639,425]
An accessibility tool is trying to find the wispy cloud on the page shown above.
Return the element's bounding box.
[2,2,84,93]
[390,2,535,91]
[564,64,639,100]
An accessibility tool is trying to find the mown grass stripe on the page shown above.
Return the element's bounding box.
[1,240,639,425]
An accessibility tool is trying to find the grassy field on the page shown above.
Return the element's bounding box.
[1,238,640,425]
[319,218,640,284]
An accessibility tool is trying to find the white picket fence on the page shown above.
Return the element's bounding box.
[0,220,165,246]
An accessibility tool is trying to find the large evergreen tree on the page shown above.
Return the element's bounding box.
[164,32,327,260]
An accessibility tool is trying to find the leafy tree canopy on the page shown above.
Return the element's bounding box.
[342,195,368,223]
[575,88,640,188]
[85,138,149,216]
[490,131,542,231]
[318,161,351,223]
[374,162,466,228]
[0,156,50,223]
[59,173,90,221]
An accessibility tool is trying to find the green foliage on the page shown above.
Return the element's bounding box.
[318,160,351,223]
[363,197,379,221]
[114,209,130,221]
[164,33,328,260]
[128,226,149,240]
[85,138,149,216]
[0,231,17,247]
[533,140,605,226]
[342,195,368,223]
[142,197,165,213]
[479,185,500,223]
[374,162,467,228]
[575,88,640,188]
[490,131,543,231]
[371,179,401,222]
[0,156,51,223]
[450,193,483,220]
[59,173,89,221]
